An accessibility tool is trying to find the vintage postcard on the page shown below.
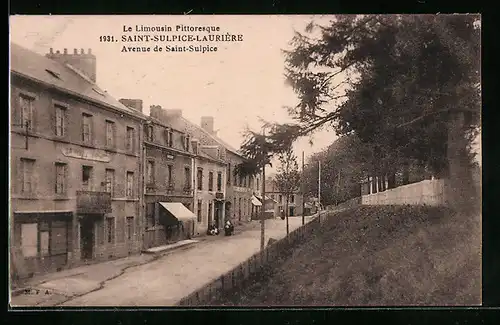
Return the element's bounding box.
[9,14,481,307]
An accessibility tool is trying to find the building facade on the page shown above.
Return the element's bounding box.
[10,45,145,280]
[163,113,256,225]
[226,151,257,223]
[265,177,305,218]
[142,106,196,248]
[193,147,227,235]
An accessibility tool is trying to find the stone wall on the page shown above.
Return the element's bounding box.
[361,179,446,206]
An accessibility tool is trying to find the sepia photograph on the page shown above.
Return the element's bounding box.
[9,14,481,307]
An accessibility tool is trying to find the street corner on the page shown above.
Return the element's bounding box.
[10,287,70,307]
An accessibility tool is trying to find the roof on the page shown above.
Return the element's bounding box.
[197,147,226,165]
[10,43,145,120]
[169,115,244,158]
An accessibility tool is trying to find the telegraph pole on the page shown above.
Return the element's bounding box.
[301,151,305,225]
[260,127,266,251]
[318,160,321,216]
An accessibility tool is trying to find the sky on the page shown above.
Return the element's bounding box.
[9,15,481,172]
[9,15,338,174]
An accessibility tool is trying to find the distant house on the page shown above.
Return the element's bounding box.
[250,194,277,220]
[262,177,305,218]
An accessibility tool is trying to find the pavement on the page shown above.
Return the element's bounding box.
[10,215,316,307]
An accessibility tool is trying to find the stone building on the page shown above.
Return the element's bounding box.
[193,146,227,235]
[10,44,145,280]
[142,106,197,248]
[166,114,257,224]
[265,177,305,218]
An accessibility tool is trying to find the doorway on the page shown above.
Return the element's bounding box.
[289,206,295,217]
[214,202,221,228]
[80,218,94,260]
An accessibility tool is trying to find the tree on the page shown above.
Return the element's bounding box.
[239,14,480,213]
[275,148,301,235]
[302,134,373,206]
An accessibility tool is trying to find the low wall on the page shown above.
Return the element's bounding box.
[176,212,327,306]
[361,179,445,206]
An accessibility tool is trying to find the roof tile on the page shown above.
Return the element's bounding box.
[10,43,144,119]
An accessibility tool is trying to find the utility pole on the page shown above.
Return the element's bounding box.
[260,127,266,252]
[318,160,321,216]
[301,151,305,226]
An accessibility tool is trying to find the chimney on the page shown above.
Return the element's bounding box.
[119,99,143,112]
[200,116,214,134]
[46,48,97,82]
[149,105,162,119]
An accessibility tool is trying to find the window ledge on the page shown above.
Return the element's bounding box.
[54,196,70,201]
[112,197,139,202]
[16,195,39,200]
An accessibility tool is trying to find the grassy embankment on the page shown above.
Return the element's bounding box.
[213,205,481,306]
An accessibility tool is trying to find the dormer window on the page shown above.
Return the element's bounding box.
[168,129,173,147]
[216,148,221,159]
[164,128,170,145]
[146,124,154,142]
[180,134,185,150]
[185,135,190,152]
[192,140,199,155]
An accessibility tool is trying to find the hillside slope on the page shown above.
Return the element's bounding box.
[214,205,481,306]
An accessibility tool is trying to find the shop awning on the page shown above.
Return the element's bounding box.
[159,202,197,225]
[251,195,262,206]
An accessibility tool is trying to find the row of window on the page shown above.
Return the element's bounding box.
[105,216,135,244]
[145,124,191,153]
[196,169,223,192]
[233,197,253,220]
[226,163,259,189]
[16,93,138,152]
[19,158,136,197]
[270,194,296,204]
[196,200,213,223]
[146,161,192,190]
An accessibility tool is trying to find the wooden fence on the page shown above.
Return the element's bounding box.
[176,212,328,306]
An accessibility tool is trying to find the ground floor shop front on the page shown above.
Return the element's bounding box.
[11,198,142,282]
[143,195,195,249]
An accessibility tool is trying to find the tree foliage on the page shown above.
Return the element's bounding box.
[274,148,301,232]
[275,148,301,198]
[237,14,481,181]
[303,134,372,205]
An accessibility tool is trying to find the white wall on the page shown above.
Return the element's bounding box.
[361,179,445,206]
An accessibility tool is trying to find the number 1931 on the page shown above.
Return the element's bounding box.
[99,36,116,42]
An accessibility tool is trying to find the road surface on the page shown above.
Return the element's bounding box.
[11,216,314,307]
